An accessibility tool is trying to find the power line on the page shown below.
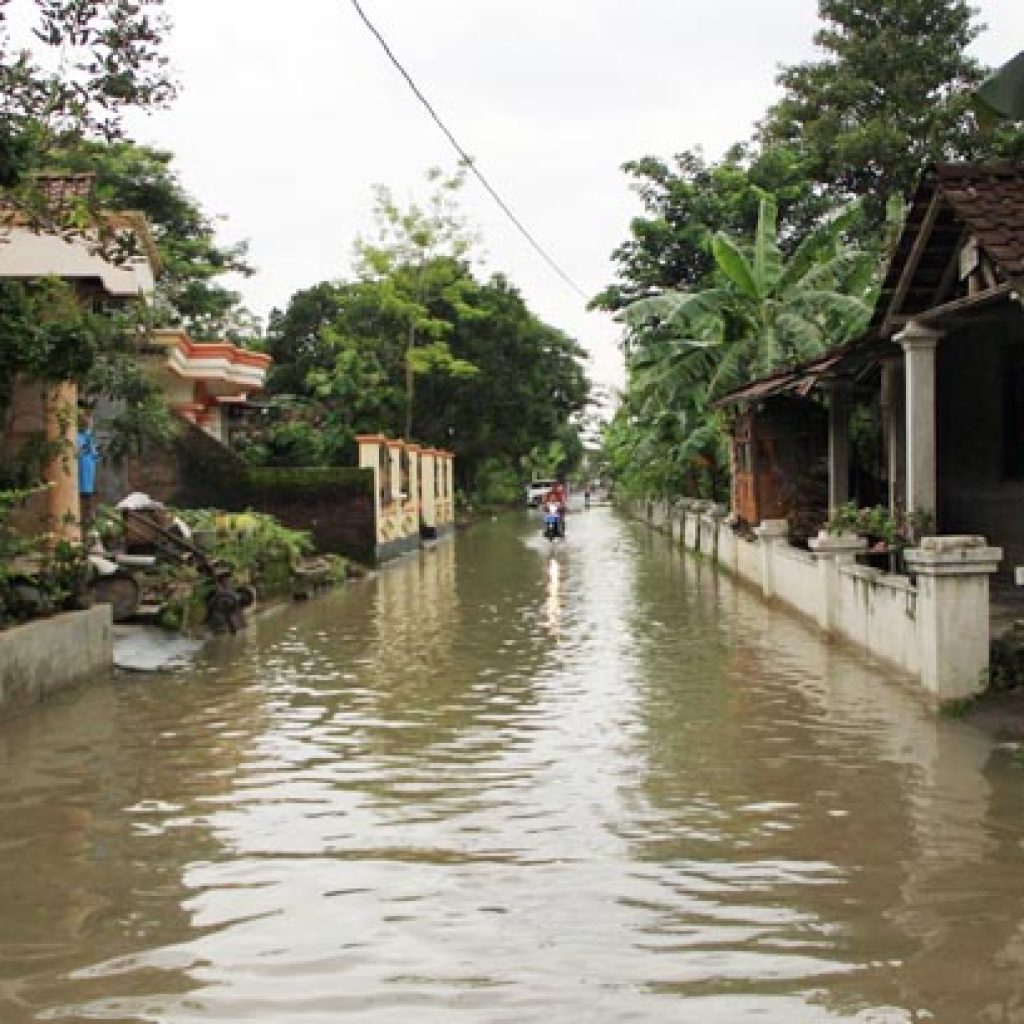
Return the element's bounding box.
[348,0,591,302]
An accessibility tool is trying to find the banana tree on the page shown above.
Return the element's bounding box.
[613,190,878,497]
[624,191,875,390]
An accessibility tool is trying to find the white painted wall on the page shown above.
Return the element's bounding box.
[772,546,820,623]
[625,499,998,704]
[834,567,920,677]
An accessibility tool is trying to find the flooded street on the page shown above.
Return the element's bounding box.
[3,506,1024,1023]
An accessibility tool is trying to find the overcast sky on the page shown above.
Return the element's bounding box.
[124,0,1024,398]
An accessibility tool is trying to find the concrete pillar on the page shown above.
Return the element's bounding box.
[434,451,452,527]
[808,530,868,630]
[682,499,700,552]
[670,501,684,545]
[651,500,670,533]
[356,434,386,543]
[826,383,851,514]
[420,449,437,534]
[897,322,941,524]
[446,454,456,522]
[405,442,420,540]
[881,357,906,515]
[753,518,789,599]
[45,380,81,542]
[386,441,403,504]
[904,536,1002,702]
[407,442,420,507]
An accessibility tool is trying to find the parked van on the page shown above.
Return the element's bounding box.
[525,479,557,507]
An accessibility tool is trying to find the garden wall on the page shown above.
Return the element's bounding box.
[105,416,375,563]
[625,499,999,703]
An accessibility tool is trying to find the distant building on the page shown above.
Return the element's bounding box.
[142,328,271,445]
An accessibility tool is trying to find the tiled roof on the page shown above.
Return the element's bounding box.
[715,163,1024,407]
[933,163,1024,277]
[33,173,96,207]
[874,162,1024,331]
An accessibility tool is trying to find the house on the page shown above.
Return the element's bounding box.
[718,162,1024,568]
[0,175,159,541]
[660,163,1024,702]
[142,328,271,445]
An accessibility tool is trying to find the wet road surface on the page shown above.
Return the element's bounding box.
[2,506,1024,1022]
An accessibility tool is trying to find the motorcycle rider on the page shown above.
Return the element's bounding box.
[543,481,567,536]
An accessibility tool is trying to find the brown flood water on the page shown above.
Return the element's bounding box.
[2,506,1024,1023]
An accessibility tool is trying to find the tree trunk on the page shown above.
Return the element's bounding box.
[405,322,416,439]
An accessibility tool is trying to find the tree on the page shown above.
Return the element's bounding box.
[266,282,353,396]
[593,144,833,313]
[1,0,176,218]
[264,269,591,488]
[627,193,875,385]
[353,166,481,439]
[263,166,590,490]
[415,272,590,490]
[598,1,1024,331]
[758,0,1024,219]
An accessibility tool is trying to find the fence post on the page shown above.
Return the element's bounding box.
[808,530,868,630]
[904,536,1002,702]
[754,519,789,599]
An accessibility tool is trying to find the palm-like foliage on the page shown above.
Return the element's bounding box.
[611,191,880,498]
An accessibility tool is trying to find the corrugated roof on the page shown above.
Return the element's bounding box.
[712,339,887,407]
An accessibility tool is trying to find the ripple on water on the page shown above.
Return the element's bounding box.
[3,510,1023,1023]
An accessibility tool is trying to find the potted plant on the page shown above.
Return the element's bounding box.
[825,503,933,573]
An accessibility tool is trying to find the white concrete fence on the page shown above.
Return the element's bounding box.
[625,499,1002,704]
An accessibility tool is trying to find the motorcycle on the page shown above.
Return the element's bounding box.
[542,501,565,541]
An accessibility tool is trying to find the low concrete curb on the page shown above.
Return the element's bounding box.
[0,606,112,720]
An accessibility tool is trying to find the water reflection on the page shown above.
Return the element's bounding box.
[545,558,561,636]
[1,508,1023,1022]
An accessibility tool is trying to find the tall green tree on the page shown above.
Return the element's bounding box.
[758,0,1024,218]
[593,144,832,313]
[353,166,480,439]
[626,193,876,387]
[264,268,590,488]
[264,167,590,489]
[415,272,590,490]
[1,0,176,216]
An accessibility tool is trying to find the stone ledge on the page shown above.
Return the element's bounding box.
[0,606,112,720]
[905,541,1003,575]
[838,564,916,592]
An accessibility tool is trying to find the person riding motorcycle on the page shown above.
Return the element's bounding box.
[543,483,567,536]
